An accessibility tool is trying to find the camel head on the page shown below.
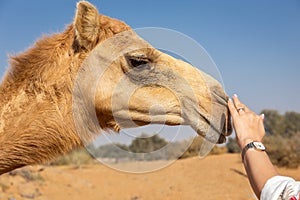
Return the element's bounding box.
[0,1,232,175]
[72,2,232,145]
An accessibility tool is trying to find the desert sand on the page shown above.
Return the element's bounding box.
[0,154,299,200]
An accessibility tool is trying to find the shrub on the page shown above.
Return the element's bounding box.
[210,146,228,155]
[8,169,44,182]
[129,133,167,153]
[226,138,241,153]
[50,149,94,166]
[264,133,300,168]
[179,136,228,158]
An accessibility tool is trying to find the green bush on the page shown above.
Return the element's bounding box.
[179,136,228,158]
[226,138,241,153]
[129,133,168,153]
[264,133,300,168]
[262,110,300,137]
[50,149,94,166]
[226,134,300,168]
[210,145,228,155]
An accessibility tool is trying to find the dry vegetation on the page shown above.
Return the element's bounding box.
[0,154,299,200]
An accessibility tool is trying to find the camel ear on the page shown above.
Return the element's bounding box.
[74,1,100,50]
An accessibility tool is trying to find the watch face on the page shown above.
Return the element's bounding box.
[253,142,266,150]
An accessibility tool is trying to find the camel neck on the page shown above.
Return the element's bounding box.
[0,76,82,175]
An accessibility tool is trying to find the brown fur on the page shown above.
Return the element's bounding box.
[0,2,130,174]
[0,2,231,175]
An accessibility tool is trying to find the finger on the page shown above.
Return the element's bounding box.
[232,94,243,108]
[228,98,238,118]
[232,94,249,113]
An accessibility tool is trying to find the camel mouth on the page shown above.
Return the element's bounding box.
[180,92,232,144]
[194,118,230,144]
[112,108,231,144]
[196,107,232,144]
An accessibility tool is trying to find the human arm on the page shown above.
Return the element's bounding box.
[227,95,279,198]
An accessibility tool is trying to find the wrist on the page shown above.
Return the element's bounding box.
[239,139,255,149]
[241,141,266,161]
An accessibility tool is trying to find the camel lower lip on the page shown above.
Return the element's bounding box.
[113,110,184,127]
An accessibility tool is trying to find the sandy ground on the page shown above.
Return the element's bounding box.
[0,154,299,200]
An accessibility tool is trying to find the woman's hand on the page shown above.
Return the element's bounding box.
[227,94,266,149]
[228,94,280,199]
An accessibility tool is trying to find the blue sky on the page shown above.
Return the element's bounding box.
[0,0,299,115]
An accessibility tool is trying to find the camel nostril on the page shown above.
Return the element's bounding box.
[210,89,228,107]
[217,134,227,144]
[222,110,233,137]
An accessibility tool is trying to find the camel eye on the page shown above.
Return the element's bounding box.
[127,56,150,70]
[129,58,148,68]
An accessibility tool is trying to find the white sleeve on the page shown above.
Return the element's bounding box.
[261,176,300,200]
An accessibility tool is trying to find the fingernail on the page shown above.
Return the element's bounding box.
[233,94,238,98]
[261,113,265,120]
[228,98,233,102]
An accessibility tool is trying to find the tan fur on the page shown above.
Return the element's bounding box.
[0,2,231,175]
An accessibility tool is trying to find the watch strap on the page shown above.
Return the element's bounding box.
[241,142,254,161]
[241,141,266,161]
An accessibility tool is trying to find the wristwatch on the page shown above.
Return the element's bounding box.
[241,141,266,161]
